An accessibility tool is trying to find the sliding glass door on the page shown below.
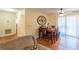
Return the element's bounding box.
[58,16,66,35]
[76,16,79,38]
[58,15,77,37]
[66,15,76,37]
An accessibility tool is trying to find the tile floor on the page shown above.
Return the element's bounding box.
[56,35,79,50]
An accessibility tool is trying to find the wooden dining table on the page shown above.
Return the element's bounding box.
[38,27,57,44]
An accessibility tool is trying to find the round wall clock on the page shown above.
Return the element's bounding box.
[37,16,47,25]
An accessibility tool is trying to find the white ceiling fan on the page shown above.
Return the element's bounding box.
[58,8,79,16]
[59,8,65,16]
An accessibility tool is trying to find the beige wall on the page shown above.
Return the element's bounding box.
[0,11,16,36]
[48,14,56,26]
[19,15,25,36]
[17,9,26,37]
[25,9,56,35]
[0,9,57,37]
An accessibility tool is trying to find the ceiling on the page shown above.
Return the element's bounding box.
[14,8,24,11]
[31,8,79,14]
[1,8,79,15]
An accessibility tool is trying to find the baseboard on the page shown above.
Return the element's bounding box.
[0,33,17,39]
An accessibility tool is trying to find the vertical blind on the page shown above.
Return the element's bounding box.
[58,15,79,38]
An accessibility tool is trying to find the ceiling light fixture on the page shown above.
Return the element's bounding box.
[59,8,64,16]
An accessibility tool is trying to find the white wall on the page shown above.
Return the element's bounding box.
[0,10,16,36]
